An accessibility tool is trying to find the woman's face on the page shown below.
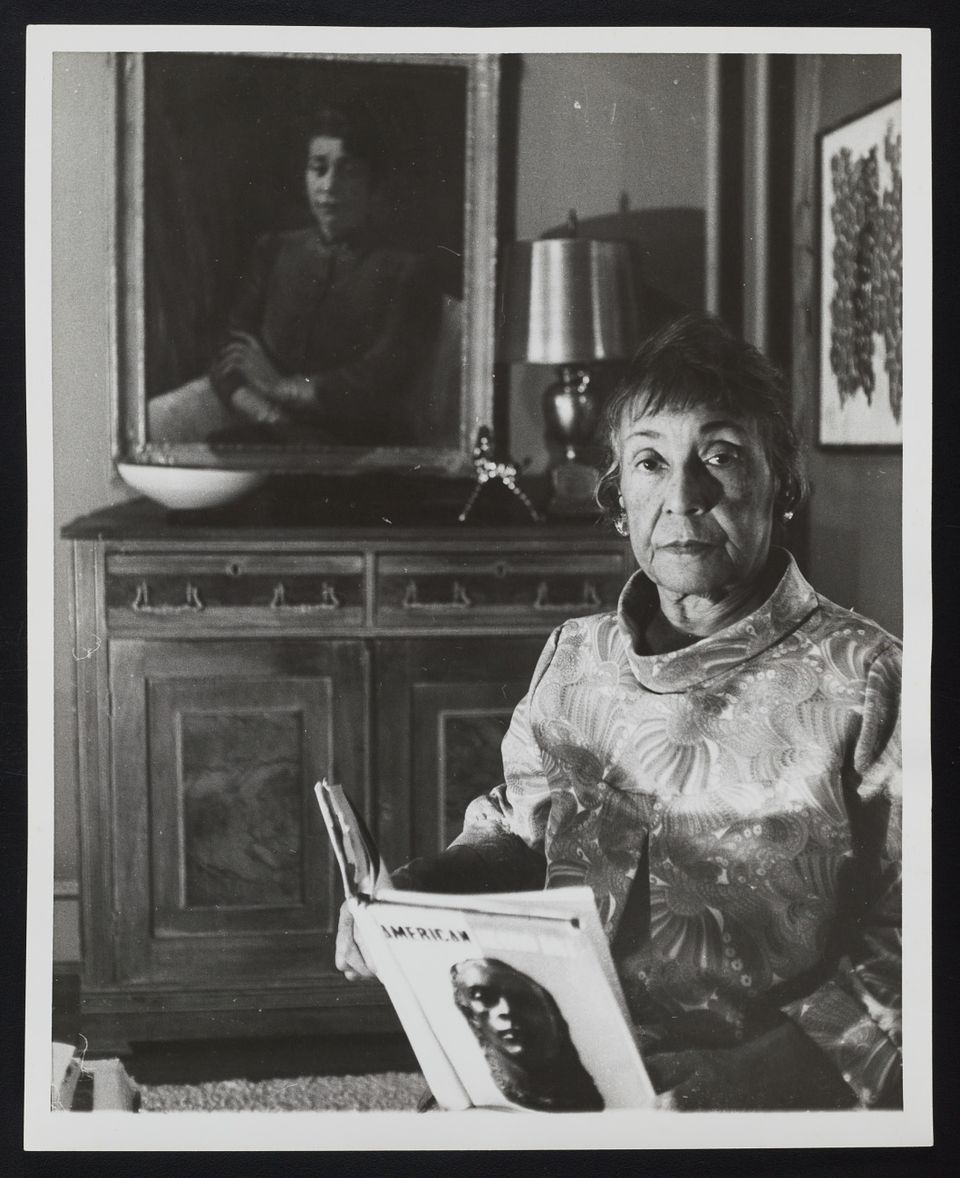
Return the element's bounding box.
[305,134,372,241]
[617,398,777,599]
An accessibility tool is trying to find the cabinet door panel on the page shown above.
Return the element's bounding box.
[375,637,545,867]
[413,683,521,855]
[109,639,367,987]
[149,677,329,931]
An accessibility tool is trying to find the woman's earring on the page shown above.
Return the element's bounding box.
[613,493,629,535]
[781,510,795,524]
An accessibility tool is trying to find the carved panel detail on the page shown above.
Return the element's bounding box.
[439,710,513,848]
[180,709,304,907]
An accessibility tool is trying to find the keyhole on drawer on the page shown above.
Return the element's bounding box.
[227,562,242,577]
[494,561,507,579]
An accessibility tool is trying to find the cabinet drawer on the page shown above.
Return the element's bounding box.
[105,552,365,630]
[375,550,626,627]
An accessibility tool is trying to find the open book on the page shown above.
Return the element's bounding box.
[315,780,655,1112]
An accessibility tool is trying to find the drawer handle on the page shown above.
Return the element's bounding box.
[533,579,602,611]
[402,579,472,610]
[270,581,341,611]
[131,580,205,613]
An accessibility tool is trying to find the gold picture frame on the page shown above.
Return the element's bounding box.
[112,51,500,474]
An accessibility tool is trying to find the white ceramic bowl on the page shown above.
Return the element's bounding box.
[117,463,267,511]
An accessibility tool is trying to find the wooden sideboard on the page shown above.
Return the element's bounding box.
[62,492,632,1052]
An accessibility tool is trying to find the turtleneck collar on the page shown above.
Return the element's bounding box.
[616,548,820,693]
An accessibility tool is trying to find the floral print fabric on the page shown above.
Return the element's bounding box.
[451,551,902,1106]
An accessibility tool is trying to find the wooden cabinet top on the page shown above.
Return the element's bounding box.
[61,479,624,546]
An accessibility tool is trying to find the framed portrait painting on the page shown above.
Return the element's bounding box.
[112,52,500,474]
[818,94,902,448]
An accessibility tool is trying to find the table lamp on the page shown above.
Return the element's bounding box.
[498,221,640,516]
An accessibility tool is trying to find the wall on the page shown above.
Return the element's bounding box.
[508,54,711,472]
[794,55,903,637]
[52,53,129,961]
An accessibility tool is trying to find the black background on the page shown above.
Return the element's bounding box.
[4,0,958,1171]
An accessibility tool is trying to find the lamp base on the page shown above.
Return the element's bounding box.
[545,458,601,517]
[541,365,604,517]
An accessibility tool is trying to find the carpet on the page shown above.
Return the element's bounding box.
[138,1070,429,1112]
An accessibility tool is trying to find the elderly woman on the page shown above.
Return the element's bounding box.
[336,314,902,1112]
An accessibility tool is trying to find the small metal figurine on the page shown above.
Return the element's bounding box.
[458,427,543,524]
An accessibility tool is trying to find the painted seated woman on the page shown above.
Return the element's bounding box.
[336,314,902,1112]
[149,101,443,447]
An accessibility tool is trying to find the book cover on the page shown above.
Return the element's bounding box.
[316,781,655,1112]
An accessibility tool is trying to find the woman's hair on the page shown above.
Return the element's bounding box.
[595,313,808,524]
[304,100,385,185]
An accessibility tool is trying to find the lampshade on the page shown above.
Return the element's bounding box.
[497,238,641,365]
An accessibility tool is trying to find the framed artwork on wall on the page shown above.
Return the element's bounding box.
[112,51,500,475]
[817,94,902,448]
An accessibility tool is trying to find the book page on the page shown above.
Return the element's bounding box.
[314,781,392,898]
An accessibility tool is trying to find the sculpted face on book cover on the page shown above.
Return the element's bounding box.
[451,958,605,1112]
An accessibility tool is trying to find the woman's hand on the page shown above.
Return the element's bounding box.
[334,900,378,981]
[645,1022,857,1111]
[227,386,291,427]
[212,332,281,398]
